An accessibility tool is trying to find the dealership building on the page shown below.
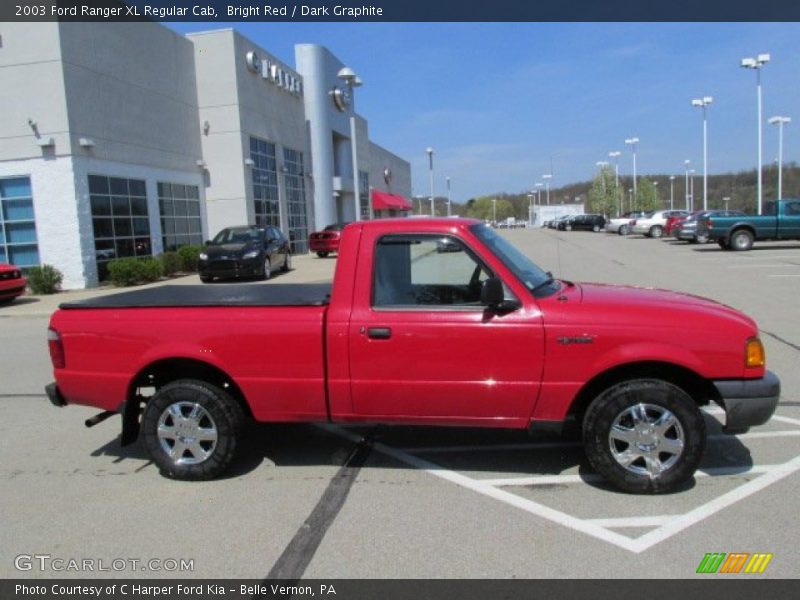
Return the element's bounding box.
[0,22,411,288]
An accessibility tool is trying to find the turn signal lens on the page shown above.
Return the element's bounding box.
[745,337,765,368]
[48,327,65,369]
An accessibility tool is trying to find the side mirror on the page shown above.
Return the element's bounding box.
[481,277,520,313]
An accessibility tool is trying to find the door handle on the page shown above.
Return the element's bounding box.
[367,327,392,340]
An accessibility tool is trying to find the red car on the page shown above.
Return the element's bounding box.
[309,222,349,258]
[0,263,27,304]
[46,218,779,493]
[665,210,701,237]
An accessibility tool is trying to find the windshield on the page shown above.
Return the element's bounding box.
[470,223,557,297]
[211,227,263,245]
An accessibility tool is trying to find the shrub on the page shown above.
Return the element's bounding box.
[107,257,163,287]
[27,264,64,294]
[160,252,182,277]
[177,244,202,271]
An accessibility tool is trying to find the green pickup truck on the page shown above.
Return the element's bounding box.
[697,199,800,250]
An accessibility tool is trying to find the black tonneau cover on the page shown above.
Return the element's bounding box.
[59,284,332,309]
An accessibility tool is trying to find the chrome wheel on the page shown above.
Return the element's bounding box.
[157,402,218,466]
[608,403,684,478]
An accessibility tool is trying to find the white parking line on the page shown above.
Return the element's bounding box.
[772,414,800,427]
[768,274,800,278]
[402,430,800,455]
[319,414,800,554]
[726,264,799,269]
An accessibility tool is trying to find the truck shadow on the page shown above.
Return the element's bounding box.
[90,414,754,493]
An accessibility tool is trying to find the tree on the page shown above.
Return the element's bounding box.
[587,167,618,217]
[634,179,658,212]
[465,196,514,222]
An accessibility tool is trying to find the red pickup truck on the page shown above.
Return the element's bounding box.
[46,218,780,494]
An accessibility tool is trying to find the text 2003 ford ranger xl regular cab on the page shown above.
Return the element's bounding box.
[46,219,780,494]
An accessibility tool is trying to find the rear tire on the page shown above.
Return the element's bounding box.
[316,251,329,258]
[648,225,664,238]
[730,229,754,251]
[142,379,245,481]
[593,224,601,232]
[696,233,709,244]
[583,379,705,494]
[281,253,291,272]
[200,275,212,283]
[618,225,630,236]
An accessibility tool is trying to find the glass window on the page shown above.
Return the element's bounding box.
[372,235,492,308]
[0,176,40,269]
[157,181,202,252]
[250,136,281,230]
[283,146,308,253]
[89,175,150,280]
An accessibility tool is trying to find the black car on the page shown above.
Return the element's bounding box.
[198,225,291,282]
[559,214,606,232]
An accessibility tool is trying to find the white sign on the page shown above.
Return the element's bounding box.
[245,51,303,97]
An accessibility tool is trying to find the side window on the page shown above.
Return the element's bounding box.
[785,202,800,216]
[372,235,492,308]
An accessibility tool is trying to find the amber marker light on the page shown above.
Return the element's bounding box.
[745,337,765,368]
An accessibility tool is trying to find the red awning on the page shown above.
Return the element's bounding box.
[372,190,412,211]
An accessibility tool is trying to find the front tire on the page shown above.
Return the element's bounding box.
[261,256,271,280]
[648,225,664,238]
[281,252,291,272]
[142,379,245,481]
[316,251,329,258]
[696,233,709,244]
[618,225,630,236]
[593,224,601,232]
[583,379,705,494]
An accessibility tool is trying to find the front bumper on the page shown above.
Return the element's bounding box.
[199,257,261,279]
[713,370,780,433]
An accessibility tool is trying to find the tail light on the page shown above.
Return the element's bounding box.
[48,327,65,369]
[707,218,714,230]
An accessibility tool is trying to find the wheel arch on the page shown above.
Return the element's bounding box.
[567,360,719,423]
[120,358,252,445]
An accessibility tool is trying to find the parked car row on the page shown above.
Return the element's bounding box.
[544,214,606,232]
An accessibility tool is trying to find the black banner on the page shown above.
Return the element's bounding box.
[2,580,798,600]
[3,0,800,22]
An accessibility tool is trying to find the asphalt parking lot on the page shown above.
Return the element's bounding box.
[1,228,799,579]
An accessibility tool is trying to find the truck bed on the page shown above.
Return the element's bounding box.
[59,283,332,309]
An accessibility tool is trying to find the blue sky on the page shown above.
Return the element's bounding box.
[170,22,800,203]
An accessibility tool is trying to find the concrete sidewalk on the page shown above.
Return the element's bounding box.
[1,252,338,318]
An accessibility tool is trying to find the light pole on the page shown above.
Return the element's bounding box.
[723,196,731,210]
[535,182,543,212]
[625,137,639,203]
[337,67,364,221]
[609,150,621,216]
[445,176,452,216]
[628,188,633,211]
[669,176,675,210]
[741,53,770,214]
[653,181,659,207]
[684,160,691,210]
[768,116,791,199]
[689,169,696,211]
[527,193,534,227]
[542,173,552,205]
[425,147,435,216]
[492,198,497,224]
[692,96,713,210]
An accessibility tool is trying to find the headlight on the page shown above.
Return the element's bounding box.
[198,252,208,260]
[745,337,765,368]
[242,250,260,259]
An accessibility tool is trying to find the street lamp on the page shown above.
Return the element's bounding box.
[542,173,552,205]
[609,150,621,216]
[527,192,534,227]
[625,138,639,203]
[445,176,452,216]
[691,96,713,210]
[653,181,659,207]
[741,53,770,214]
[689,169,696,211]
[492,198,497,223]
[723,196,731,210]
[627,188,633,211]
[337,67,364,220]
[669,175,675,210]
[425,147,434,216]
[684,159,691,210]
[768,116,791,199]
[535,182,544,210]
